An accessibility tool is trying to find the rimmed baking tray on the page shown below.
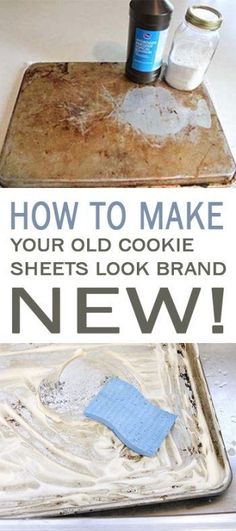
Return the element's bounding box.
[0,62,235,187]
[0,343,232,518]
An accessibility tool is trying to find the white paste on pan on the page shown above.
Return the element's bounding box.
[0,343,229,517]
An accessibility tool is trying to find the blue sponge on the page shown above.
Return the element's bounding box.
[84,378,177,457]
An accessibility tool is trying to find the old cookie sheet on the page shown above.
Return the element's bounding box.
[0,343,231,518]
[0,63,235,187]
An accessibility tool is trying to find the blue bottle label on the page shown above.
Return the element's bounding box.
[132,27,168,73]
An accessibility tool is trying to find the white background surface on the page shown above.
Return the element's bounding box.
[0,0,236,162]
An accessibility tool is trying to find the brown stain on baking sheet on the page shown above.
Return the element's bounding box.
[0,62,235,187]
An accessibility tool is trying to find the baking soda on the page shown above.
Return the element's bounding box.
[165,47,213,91]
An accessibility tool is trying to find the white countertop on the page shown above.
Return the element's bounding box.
[0,0,236,163]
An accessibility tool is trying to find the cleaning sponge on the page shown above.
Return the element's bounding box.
[84,378,177,457]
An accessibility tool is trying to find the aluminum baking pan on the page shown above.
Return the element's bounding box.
[0,343,232,518]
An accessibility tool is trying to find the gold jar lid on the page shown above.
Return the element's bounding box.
[185,5,223,30]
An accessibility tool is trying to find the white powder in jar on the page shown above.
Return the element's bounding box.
[165,43,213,91]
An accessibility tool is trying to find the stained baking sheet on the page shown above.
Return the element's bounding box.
[0,343,231,518]
[0,63,235,188]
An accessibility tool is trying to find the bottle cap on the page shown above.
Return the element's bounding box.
[185,5,223,31]
[130,0,173,30]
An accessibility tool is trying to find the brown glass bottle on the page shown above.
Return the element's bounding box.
[126,0,173,84]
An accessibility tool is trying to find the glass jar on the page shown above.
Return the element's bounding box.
[165,5,223,91]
